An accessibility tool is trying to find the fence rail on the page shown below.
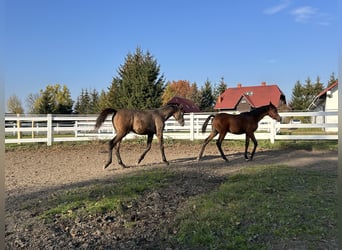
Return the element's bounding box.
[5,111,338,145]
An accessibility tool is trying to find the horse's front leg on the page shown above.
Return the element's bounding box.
[249,133,258,160]
[157,132,168,165]
[138,134,153,164]
[244,134,250,160]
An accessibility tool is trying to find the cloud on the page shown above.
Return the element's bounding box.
[263,1,290,15]
[291,6,317,23]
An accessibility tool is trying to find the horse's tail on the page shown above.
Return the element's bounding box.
[95,108,117,130]
[202,114,215,133]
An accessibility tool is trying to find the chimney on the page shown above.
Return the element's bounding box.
[261,82,266,86]
[237,83,242,88]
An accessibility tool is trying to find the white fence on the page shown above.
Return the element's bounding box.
[5,111,338,146]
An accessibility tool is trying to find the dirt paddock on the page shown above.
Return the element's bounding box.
[5,141,338,249]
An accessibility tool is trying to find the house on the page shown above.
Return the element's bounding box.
[167,96,200,113]
[307,80,338,132]
[215,82,286,112]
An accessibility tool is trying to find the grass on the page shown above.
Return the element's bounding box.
[174,165,337,249]
[38,169,174,221]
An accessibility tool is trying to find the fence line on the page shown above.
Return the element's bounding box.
[5,111,338,145]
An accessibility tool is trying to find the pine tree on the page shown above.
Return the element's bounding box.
[289,80,305,110]
[213,77,227,105]
[327,72,337,87]
[108,47,165,109]
[199,79,214,111]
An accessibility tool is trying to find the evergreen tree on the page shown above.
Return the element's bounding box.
[199,79,214,111]
[108,47,165,109]
[213,77,227,105]
[289,76,325,111]
[289,80,305,110]
[97,90,110,111]
[74,88,101,114]
[327,72,337,87]
[89,89,100,113]
[313,76,324,95]
[189,82,201,107]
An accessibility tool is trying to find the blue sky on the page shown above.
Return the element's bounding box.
[5,0,338,112]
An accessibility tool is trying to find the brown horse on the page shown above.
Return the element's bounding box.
[95,104,185,169]
[197,102,281,162]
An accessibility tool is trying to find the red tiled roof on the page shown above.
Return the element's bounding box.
[167,96,200,113]
[215,84,284,110]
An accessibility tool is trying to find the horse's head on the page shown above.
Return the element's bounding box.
[267,102,281,122]
[172,104,185,126]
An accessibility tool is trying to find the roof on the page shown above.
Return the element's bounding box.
[215,83,285,110]
[308,80,338,110]
[316,80,338,98]
[167,96,200,113]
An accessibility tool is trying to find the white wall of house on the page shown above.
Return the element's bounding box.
[325,88,338,132]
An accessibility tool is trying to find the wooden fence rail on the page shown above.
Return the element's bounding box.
[5,111,338,146]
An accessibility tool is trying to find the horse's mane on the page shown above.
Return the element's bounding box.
[241,104,271,116]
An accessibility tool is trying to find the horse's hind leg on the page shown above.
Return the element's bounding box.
[103,134,126,169]
[103,137,116,169]
[138,134,153,164]
[115,140,128,168]
[216,132,228,162]
[197,130,218,161]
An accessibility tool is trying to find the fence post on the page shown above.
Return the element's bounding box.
[47,114,53,146]
[270,119,276,144]
[189,113,194,141]
[16,113,21,144]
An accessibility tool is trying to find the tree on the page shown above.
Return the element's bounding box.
[161,80,192,105]
[32,84,74,114]
[289,80,304,110]
[199,79,214,111]
[26,93,39,114]
[108,47,165,109]
[97,90,111,111]
[74,88,101,114]
[213,77,227,105]
[7,95,24,114]
[327,72,337,87]
[189,82,201,107]
[313,76,324,95]
[289,76,325,110]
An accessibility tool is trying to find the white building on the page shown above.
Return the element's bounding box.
[308,80,338,132]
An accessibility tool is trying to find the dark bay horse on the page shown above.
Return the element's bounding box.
[95,104,184,169]
[197,102,281,162]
